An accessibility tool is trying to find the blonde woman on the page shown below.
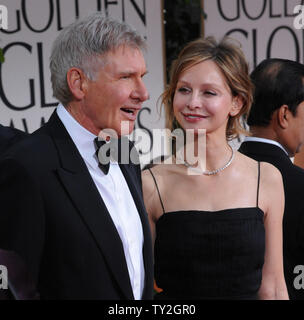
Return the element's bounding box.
[142,37,288,300]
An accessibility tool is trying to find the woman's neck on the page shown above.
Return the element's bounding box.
[183,131,232,173]
[204,139,232,172]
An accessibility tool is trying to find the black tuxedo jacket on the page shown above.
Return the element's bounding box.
[239,141,304,300]
[0,112,153,299]
[0,124,28,155]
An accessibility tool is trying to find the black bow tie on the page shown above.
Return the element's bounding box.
[94,137,110,175]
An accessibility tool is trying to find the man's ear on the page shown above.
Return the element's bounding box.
[66,68,88,100]
[277,104,290,129]
[229,96,243,117]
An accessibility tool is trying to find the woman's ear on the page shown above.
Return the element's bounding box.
[229,96,243,117]
[66,67,88,100]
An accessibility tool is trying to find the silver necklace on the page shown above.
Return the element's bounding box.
[184,145,235,175]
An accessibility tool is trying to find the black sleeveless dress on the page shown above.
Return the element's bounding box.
[148,163,265,300]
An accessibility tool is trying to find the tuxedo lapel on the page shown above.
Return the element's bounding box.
[47,112,134,299]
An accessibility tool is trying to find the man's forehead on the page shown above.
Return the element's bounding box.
[101,46,146,71]
[103,44,144,59]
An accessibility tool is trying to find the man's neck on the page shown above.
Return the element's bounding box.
[249,126,278,140]
[249,125,291,156]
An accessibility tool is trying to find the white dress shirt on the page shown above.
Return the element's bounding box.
[243,136,289,156]
[56,104,145,300]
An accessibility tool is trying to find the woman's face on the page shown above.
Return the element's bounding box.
[173,59,240,135]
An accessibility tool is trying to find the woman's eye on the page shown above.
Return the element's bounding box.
[177,87,190,93]
[205,91,216,96]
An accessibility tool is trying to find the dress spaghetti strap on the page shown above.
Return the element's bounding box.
[256,161,261,207]
[147,168,165,214]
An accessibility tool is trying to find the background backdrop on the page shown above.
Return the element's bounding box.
[204,0,304,70]
[2,0,304,163]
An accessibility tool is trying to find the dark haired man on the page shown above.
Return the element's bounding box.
[239,58,304,299]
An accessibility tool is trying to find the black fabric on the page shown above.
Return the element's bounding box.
[239,141,304,300]
[0,125,28,156]
[153,163,264,300]
[0,125,31,299]
[0,249,39,300]
[94,137,110,175]
[256,161,260,207]
[147,168,165,214]
[154,208,265,300]
[0,111,153,300]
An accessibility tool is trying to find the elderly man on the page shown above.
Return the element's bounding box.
[0,13,153,300]
[239,58,304,300]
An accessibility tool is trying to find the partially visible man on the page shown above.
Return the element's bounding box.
[0,125,27,155]
[0,249,39,300]
[239,58,304,299]
[0,125,33,300]
[0,13,153,299]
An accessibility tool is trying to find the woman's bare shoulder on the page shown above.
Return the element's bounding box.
[235,151,260,176]
[259,161,282,184]
[236,152,282,181]
[142,164,170,190]
[143,162,180,178]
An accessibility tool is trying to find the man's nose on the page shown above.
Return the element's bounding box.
[133,79,149,102]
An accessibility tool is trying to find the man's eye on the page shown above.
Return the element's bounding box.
[120,74,131,79]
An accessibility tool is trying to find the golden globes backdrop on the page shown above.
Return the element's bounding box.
[0,0,165,164]
[204,0,304,69]
[204,0,304,148]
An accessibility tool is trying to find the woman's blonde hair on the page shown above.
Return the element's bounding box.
[161,36,253,140]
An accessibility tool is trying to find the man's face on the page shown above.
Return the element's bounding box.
[81,45,148,136]
[285,101,304,156]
